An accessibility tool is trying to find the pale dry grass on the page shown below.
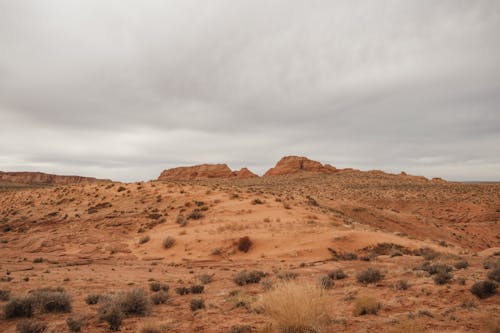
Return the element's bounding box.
[352,295,381,316]
[137,321,162,333]
[387,320,425,333]
[261,282,328,333]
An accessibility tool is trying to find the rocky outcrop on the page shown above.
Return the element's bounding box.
[158,164,258,181]
[0,171,110,185]
[233,167,258,179]
[264,156,337,176]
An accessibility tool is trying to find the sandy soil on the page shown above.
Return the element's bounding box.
[0,172,498,332]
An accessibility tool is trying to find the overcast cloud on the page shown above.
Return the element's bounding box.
[1,0,499,181]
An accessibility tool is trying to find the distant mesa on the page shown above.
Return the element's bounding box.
[0,171,110,185]
[158,164,257,181]
[263,155,337,176]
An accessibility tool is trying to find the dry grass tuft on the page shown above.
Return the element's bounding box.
[261,282,328,333]
[137,321,162,333]
[352,295,381,316]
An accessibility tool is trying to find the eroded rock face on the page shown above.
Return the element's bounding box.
[158,164,259,181]
[158,164,231,180]
[233,167,258,179]
[0,171,109,185]
[264,156,337,176]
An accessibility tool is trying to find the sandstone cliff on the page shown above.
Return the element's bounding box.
[158,164,257,181]
[0,171,110,185]
[264,156,337,176]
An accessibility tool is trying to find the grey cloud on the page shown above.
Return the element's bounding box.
[0,0,499,181]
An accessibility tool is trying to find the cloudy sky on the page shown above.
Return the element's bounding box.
[1,1,499,182]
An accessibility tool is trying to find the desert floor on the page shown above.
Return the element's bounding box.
[0,172,499,332]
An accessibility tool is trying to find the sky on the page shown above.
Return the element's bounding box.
[0,1,499,182]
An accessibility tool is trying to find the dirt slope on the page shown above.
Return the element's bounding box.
[0,171,498,332]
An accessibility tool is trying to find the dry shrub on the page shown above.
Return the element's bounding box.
[276,271,298,281]
[394,280,409,290]
[187,209,204,220]
[16,319,47,333]
[4,297,34,318]
[190,285,204,294]
[139,236,150,244]
[356,268,384,284]
[197,274,213,284]
[175,287,190,295]
[150,291,168,305]
[488,267,500,283]
[30,288,72,313]
[233,271,266,286]
[261,282,328,333]
[0,289,10,301]
[190,298,205,311]
[98,288,150,330]
[66,315,85,332]
[98,301,123,331]
[327,269,346,280]
[238,236,253,253]
[433,270,452,285]
[317,275,334,289]
[85,293,102,305]
[149,281,169,292]
[117,288,150,316]
[470,280,497,299]
[352,296,380,316]
[163,236,175,249]
[454,260,469,270]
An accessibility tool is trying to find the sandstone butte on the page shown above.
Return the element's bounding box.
[0,171,110,185]
[157,163,258,181]
[157,156,435,181]
[263,155,338,176]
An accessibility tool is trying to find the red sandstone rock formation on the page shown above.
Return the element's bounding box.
[158,164,258,181]
[264,156,337,176]
[233,167,258,179]
[0,171,109,185]
[158,164,233,180]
